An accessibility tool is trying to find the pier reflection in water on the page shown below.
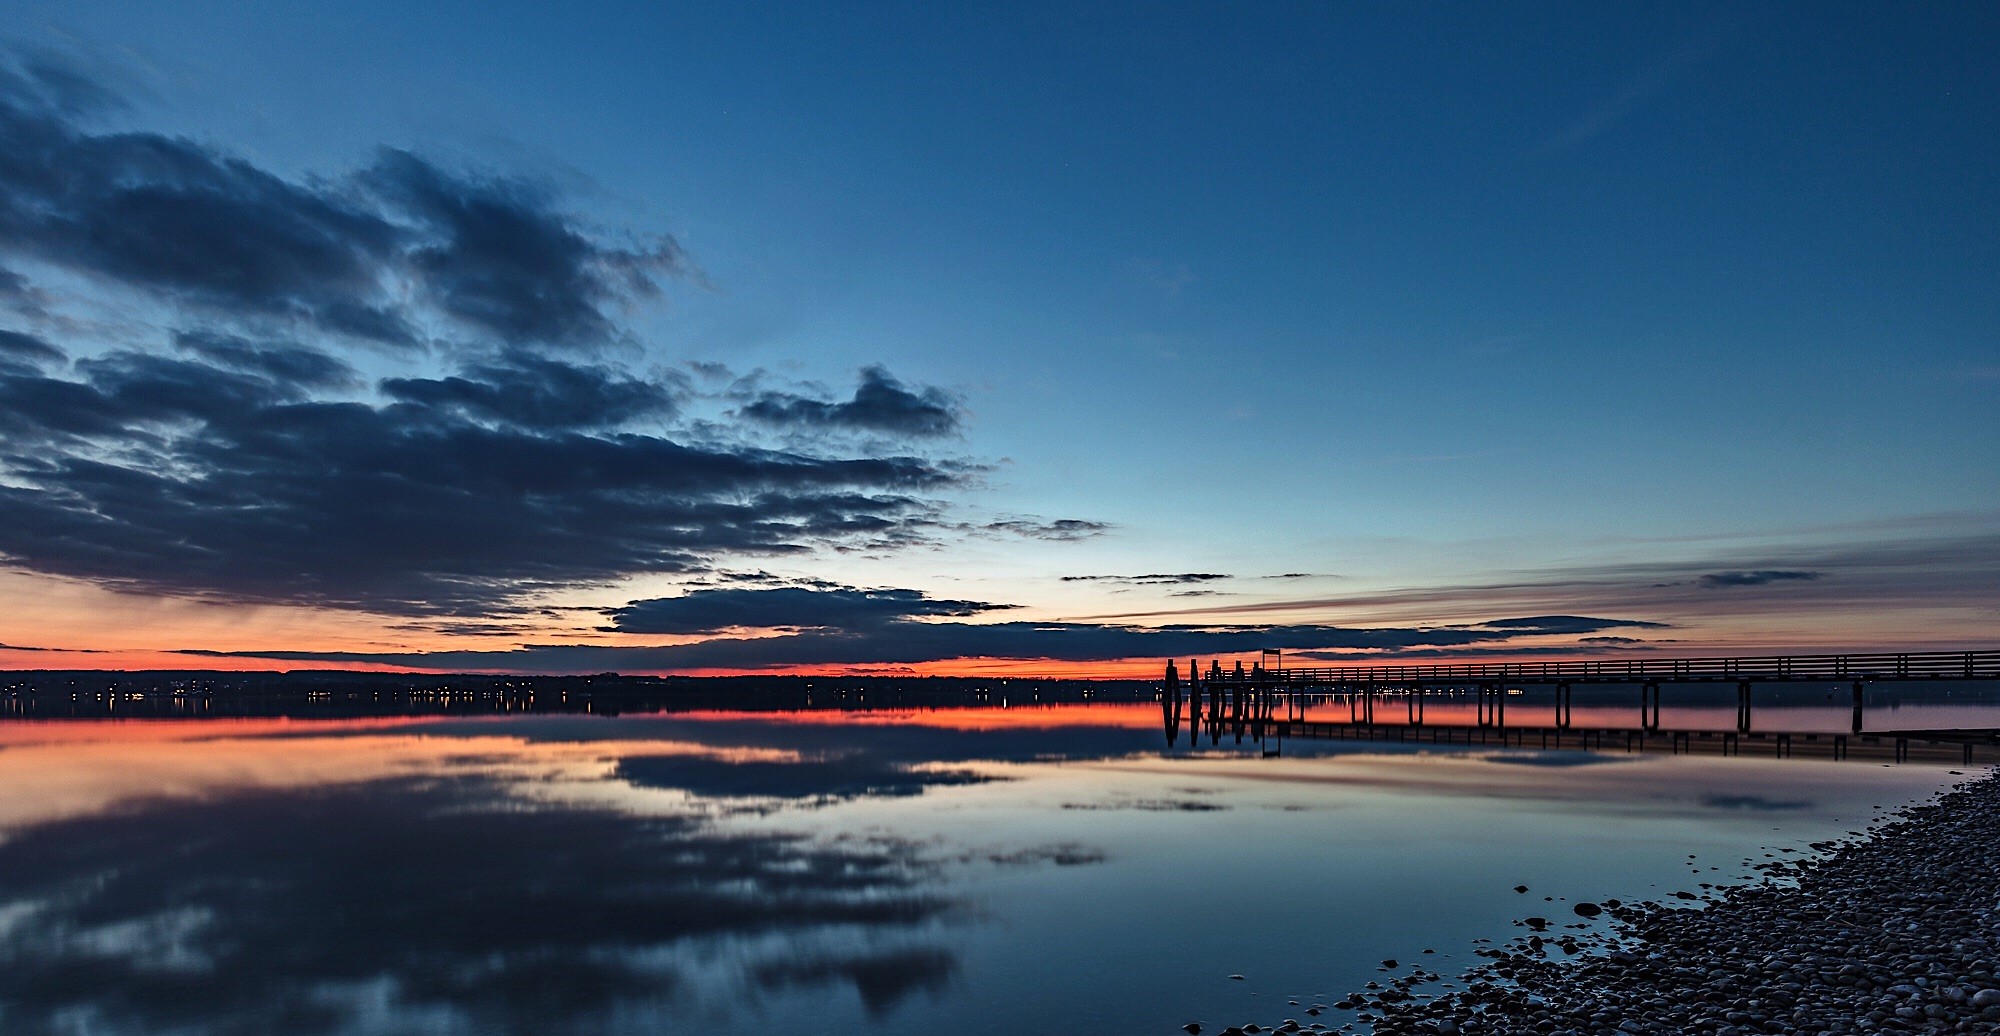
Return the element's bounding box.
[1162,672,2000,764]
[0,700,1989,1035]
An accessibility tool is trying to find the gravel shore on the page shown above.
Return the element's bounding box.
[1198,766,1999,1036]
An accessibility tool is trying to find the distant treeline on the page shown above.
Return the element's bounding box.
[0,670,1158,720]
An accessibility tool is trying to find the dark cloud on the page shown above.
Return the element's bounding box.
[1474,615,1670,634]
[0,328,62,370]
[0,266,36,312]
[0,55,414,344]
[0,52,997,617]
[382,353,682,430]
[983,518,1109,541]
[1062,573,1230,585]
[0,775,961,1033]
[1288,643,1656,662]
[0,641,102,652]
[0,348,319,445]
[0,54,684,351]
[385,618,551,638]
[0,43,130,117]
[0,345,960,614]
[607,586,1010,635]
[172,330,356,388]
[182,586,1666,671]
[0,264,53,320]
[362,149,687,348]
[1696,570,1821,588]
[741,365,962,438]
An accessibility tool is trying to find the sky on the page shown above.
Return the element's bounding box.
[0,1,1994,676]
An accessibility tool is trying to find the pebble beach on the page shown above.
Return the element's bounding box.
[1205,766,2000,1036]
[1376,768,2000,1036]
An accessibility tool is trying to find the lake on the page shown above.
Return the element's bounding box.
[0,696,1985,1035]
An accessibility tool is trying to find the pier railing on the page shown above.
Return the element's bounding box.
[1214,649,2000,686]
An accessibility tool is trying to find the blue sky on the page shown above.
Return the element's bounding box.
[0,2,1994,672]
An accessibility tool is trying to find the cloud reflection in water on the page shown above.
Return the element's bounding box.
[0,773,972,1034]
[0,704,1957,1036]
[614,752,992,805]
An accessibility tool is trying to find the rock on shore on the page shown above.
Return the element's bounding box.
[1359,767,2000,1036]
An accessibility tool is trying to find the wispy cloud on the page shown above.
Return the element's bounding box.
[1061,573,1230,585]
[0,641,104,653]
[982,518,1109,542]
[1082,523,2000,647]
[1539,40,1719,153]
[1695,570,1820,589]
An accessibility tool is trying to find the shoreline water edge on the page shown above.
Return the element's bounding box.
[1205,766,2000,1036]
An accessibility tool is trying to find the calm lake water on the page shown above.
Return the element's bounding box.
[0,698,1986,1035]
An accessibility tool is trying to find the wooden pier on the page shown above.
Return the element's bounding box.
[1160,648,2000,764]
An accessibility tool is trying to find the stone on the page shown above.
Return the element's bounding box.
[1343,772,2000,1036]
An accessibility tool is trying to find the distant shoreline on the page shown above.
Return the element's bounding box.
[0,670,1159,720]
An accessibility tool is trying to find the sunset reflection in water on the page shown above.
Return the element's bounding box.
[0,705,1967,1035]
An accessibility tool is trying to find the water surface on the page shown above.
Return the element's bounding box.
[0,702,1974,1035]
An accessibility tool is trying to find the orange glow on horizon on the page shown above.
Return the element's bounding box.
[13,635,1996,681]
[666,702,1168,731]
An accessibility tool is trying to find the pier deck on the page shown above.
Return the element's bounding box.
[1163,648,2000,762]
